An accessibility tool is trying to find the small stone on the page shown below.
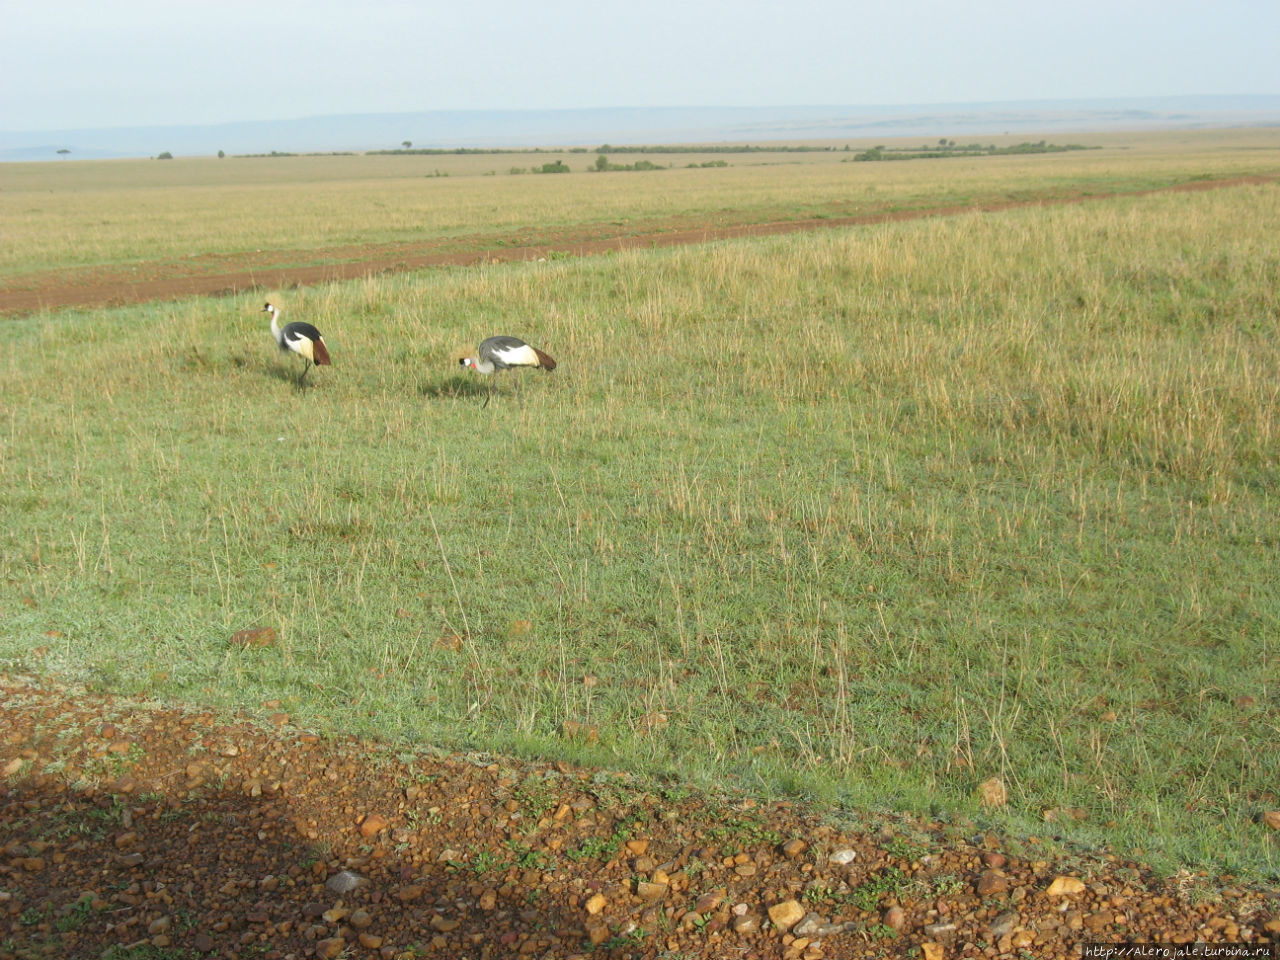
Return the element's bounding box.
[922,943,945,960]
[360,813,390,837]
[625,839,650,855]
[1047,876,1086,897]
[358,933,383,949]
[828,848,857,864]
[636,881,668,900]
[732,914,760,935]
[315,938,346,960]
[147,916,171,935]
[793,912,827,937]
[395,884,425,902]
[781,839,808,858]
[883,906,906,931]
[694,891,724,914]
[2,758,23,777]
[982,851,1007,869]
[326,870,366,895]
[348,909,372,929]
[585,893,607,915]
[767,899,806,932]
[978,777,1007,807]
[193,933,215,952]
[430,915,460,932]
[976,870,1010,896]
[989,910,1019,939]
[924,922,957,938]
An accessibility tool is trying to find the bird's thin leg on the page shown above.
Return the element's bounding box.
[481,377,493,408]
[299,360,312,385]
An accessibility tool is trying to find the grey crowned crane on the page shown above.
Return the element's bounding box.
[459,336,556,405]
[264,302,330,384]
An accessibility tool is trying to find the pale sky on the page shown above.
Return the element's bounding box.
[3,0,1278,132]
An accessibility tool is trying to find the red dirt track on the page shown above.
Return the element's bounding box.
[2,175,1274,317]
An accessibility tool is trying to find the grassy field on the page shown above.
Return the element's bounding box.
[1,132,1279,884]
[2,127,1279,278]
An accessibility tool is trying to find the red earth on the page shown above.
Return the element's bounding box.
[1,175,1274,317]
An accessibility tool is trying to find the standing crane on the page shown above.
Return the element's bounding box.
[459,336,556,405]
[264,302,330,385]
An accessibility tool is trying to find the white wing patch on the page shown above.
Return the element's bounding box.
[489,342,538,367]
[285,331,316,361]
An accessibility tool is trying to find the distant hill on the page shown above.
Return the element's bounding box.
[3,96,1279,162]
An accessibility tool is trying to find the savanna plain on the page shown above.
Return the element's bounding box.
[0,128,1278,958]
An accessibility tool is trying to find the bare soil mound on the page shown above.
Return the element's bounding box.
[2,679,1276,959]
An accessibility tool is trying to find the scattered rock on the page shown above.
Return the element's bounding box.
[732,914,760,935]
[922,942,945,960]
[767,899,806,932]
[325,870,365,895]
[976,869,1010,896]
[781,838,808,858]
[0,679,1275,960]
[792,912,828,937]
[1047,876,1087,897]
[694,891,723,914]
[359,813,389,837]
[989,910,1019,939]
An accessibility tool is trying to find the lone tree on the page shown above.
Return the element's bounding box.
[401,140,412,149]
[56,148,70,157]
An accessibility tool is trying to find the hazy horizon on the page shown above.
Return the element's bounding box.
[5,95,1280,162]
[3,0,1278,136]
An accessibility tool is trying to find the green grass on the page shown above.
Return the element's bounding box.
[1,174,1278,883]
